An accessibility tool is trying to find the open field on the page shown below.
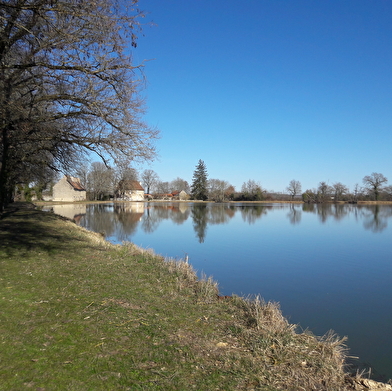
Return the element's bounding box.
[1,203,390,390]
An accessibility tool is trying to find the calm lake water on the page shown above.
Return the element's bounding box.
[46,202,392,381]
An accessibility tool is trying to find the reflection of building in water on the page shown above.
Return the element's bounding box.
[178,203,190,213]
[114,203,145,235]
[52,204,87,221]
[121,202,145,214]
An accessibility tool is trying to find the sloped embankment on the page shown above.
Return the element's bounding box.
[1,203,390,390]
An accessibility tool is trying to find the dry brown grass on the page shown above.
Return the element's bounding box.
[225,295,350,390]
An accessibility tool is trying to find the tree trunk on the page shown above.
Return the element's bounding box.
[0,127,11,212]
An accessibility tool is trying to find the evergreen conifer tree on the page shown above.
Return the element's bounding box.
[191,160,208,200]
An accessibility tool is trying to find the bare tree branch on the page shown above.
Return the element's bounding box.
[0,0,158,209]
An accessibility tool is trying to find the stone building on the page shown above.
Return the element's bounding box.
[115,180,144,201]
[52,175,86,202]
[178,190,189,200]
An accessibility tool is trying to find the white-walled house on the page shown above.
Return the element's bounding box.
[52,175,86,202]
[178,190,189,200]
[115,180,144,201]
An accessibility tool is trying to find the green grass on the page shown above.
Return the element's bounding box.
[0,203,380,390]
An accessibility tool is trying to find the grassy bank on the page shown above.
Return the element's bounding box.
[0,203,387,390]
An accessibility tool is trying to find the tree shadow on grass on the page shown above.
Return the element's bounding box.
[0,203,96,258]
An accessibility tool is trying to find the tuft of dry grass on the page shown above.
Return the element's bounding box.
[240,294,295,333]
[165,258,219,303]
[194,272,220,303]
[225,295,350,390]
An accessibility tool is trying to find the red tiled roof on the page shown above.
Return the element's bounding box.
[117,180,144,191]
[66,176,86,191]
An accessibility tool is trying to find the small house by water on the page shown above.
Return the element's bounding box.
[52,175,86,202]
[115,180,144,201]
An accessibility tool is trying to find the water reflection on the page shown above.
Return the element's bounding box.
[301,203,392,231]
[238,204,271,224]
[64,202,392,241]
[303,203,351,222]
[287,204,302,225]
[362,205,392,233]
[41,204,87,222]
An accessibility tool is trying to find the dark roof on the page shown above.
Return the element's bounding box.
[117,180,144,191]
[66,176,86,191]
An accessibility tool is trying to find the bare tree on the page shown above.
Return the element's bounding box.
[317,181,332,202]
[87,162,115,201]
[383,185,392,201]
[352,183,364,202]
[332,182,348,202]
[0,0,158,210]
[286,180,302,200]
[142,169,160,195]
[208,179,233,202]
[115,163,139,183]
[363,172,388,201]
[170,177,190,194]
[75,164,90,189]
[155,181,170,195]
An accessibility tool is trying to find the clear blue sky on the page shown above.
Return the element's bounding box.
[133,0,392,193]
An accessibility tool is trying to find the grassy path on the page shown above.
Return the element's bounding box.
[0,203,384,390]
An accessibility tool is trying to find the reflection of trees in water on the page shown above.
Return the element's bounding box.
[361,205,392,233]
[146,203,236,243]
[191,204,237,242]
[302,203,316,213]
[191,204,208,243]
[238,205,270,224]
[316,204,349,223]
[170,206,191,225]
[301,203,392,233]
[179,203,236,242]
[287,204,301,225]
[141,206,160,233]
[80,203,392,243]
[302,203,352,223]
[81,204,117,237]
[82,203,145,241]
[208,204,236,225]
[330,204,349,221]
[141,204,191,233]
[114,204,142,239]
[148,203,190,223]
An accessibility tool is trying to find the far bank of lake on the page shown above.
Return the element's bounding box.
[41,201,392,381]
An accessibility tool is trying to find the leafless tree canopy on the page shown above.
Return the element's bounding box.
[317,181,332,202]
[87,162,115,201]
[286,179,301,200]
[170,177,190,194]
[363,172,388,201]
[332,182,348,201]
[208,178,232,202]
[0,0,159,209]
[141,169,159,195]
[155,180,170,195]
